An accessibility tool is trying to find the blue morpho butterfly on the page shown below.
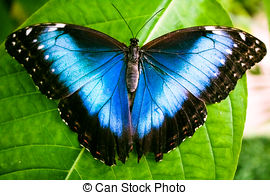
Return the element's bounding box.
[5,7,266,166]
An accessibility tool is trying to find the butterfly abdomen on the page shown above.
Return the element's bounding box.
[126,60,139,93]
[126,42,140,93]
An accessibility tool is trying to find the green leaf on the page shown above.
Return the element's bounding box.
[10,0,48,25]
[0,0,247,179]
[263,0,270,30]
[235,137,270,180]
[14,0,48,17]
[0,0,16,43]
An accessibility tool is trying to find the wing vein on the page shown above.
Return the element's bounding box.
[143,54,204,97]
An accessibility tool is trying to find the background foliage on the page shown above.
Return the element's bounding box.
[0,0,267,180]
[264,0,270,30]
[235,137,270,179]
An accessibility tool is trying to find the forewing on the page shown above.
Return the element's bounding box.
[5,23,127,99]
[142,26,266,103]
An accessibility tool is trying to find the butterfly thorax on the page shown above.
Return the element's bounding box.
[126,38,140,93]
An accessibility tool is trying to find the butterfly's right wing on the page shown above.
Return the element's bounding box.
[5,23,132,165]
[131,26,266,161]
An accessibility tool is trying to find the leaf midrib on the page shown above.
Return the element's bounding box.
[1,167,69,178]
[0,144,81,153]
[65,148,85,180]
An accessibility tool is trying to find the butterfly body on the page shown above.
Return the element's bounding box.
[5,23,266,166]
[126,38,140,93]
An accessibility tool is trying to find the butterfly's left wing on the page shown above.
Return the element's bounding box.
[132,26,266,160]
[5,23,132,165]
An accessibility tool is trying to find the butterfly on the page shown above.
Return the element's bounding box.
[5,18,266,166]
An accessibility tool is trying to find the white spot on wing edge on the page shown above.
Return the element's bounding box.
[204,26,216,31]
[213,31,225,36]
[225,49,232,55]
[255,48,260,52]
[239,32,246,41]
[38,45,44,50]
[204,26,226,36]
[220,59,225,65]
[48,27,58,32]
[54,23,66,28]
[26,28,32,36]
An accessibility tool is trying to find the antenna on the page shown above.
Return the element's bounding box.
[135,8,164,38]
[112,4,135,38]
